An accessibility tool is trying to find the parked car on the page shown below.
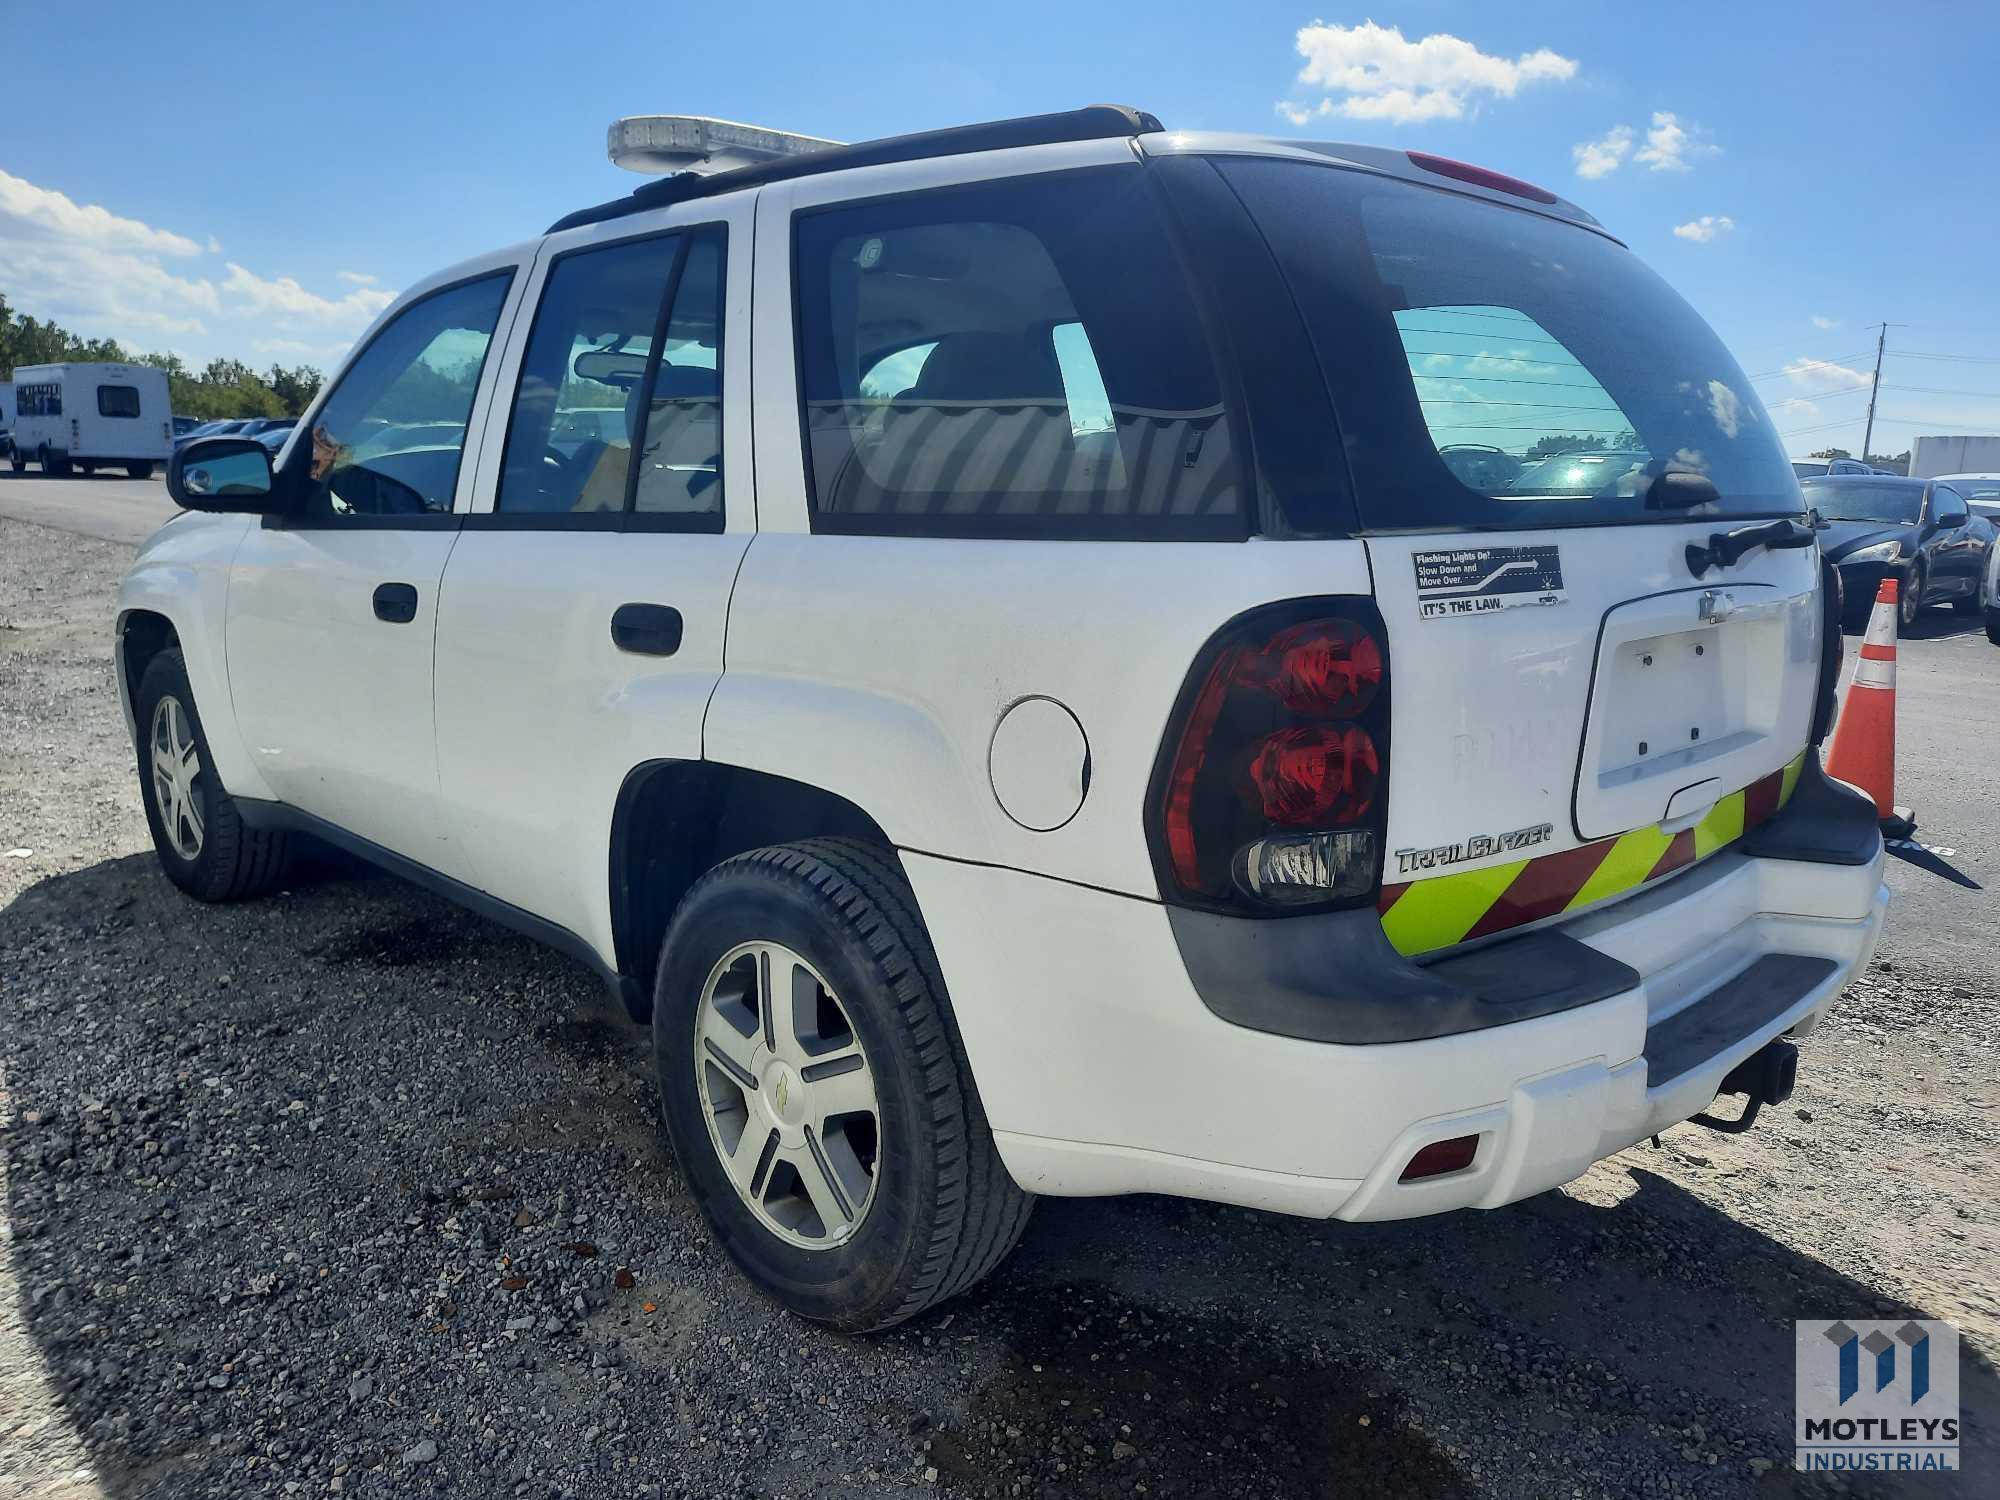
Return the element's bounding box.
[175,420,248,451]
[1803,475,1991,626]
[1791,456,1873,480]
[172,416,202,439]
[8,362,173,477]
[1934,472,2000,526]
[127,106,1885,1330]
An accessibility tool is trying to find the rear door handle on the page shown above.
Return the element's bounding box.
[611,602,683,656]
[372,582,419,624]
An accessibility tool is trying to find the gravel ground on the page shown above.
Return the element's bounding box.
[1,514,1995,1499]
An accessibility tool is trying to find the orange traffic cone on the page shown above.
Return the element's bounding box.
[1824,577,1914,838]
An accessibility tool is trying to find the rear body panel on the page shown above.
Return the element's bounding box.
[1366,526,1819,951]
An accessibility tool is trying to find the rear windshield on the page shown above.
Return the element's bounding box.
[1801,479,1922,524]
[1214,158,1801,531]
[97,384,141,418]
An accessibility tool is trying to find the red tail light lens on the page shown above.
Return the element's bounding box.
[1248,725,1378,826]
[1151,599,1391,915]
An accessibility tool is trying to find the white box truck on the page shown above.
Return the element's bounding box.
[1910,434,2000,480]
[7,362,172,478]
[0,380,14,459]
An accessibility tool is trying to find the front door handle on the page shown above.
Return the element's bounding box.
[373,582,419,624]
[611,602,683,656]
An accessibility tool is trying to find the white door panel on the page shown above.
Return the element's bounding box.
[432,532,749,948]
[225,526,464,871]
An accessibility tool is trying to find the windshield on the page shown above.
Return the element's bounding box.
[1213,157,1802,530]
[1802,479,1922,524]
[1792,460,1830,479]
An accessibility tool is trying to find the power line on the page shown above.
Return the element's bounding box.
[1880,383,2000,400]
[1745,350,1874,382]
[1890,350,2000,366]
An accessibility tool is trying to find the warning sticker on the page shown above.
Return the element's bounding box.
[1412,545,1566,621]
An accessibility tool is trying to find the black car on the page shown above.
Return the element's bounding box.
[1803,475,1991,628]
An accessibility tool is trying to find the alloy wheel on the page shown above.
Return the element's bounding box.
[693,941,880,1250]
[150,695,205,860]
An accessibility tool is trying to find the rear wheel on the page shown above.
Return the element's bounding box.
[7,449,22,474]
[76,460,95,476]
[1987,607,2000,646]
[654,838,1032,1331]
[134,649,293,901]
[126,461,154,479]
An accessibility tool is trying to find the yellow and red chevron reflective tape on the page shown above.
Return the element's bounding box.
[1378,752,1807,956]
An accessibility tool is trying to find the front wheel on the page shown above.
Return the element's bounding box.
[654,838,1032,1331]
[126,461,154,480]
[7,449,23,474]
[134,649,293,901]
[1900,571,1924,628]
[76,461,95,476]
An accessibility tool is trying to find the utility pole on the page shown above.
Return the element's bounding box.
[1860,322,1899,462]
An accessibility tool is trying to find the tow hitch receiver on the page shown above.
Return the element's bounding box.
[1689,1040,1799,1135]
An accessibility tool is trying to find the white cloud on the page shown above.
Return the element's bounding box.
[1634,112,1717,173]
[0,168,204,257]
[1783,356,1871,388]
[1573,125,1633,179]
[1811,314,1839,330]
[1672,214,1736,242]
[1705,380,1748,439]
[0,166,396,363]
[1281,20,1577,127]
[221,263,394,326]
[336,270,379,286]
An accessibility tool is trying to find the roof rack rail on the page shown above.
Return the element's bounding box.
[546,104,1163,234]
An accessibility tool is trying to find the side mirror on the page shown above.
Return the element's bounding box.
[168,436,276,512]
[1937,508,1968,530]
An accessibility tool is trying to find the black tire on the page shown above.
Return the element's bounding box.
[653,838,1032,1331]
[134,648,292,901]
[126,461,154,479]
[1987,608,2000,647]
[1900,570,1924,628]
[77,461,95,476]
[7,449,22,474]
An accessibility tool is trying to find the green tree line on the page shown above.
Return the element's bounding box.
[1,292,325,420]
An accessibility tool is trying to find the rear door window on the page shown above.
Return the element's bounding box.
[793,168,1243,539]
[496,228,724,525]
[97,384,141,418]
[1211,157,1802,532]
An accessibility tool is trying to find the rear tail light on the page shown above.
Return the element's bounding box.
[1810,552,1842,744]
[1149,599,1390,915]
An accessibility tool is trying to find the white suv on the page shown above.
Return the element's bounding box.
[118,107,1888,1330]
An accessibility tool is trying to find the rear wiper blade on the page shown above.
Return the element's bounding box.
[1685,518,1817,578]
[1637,466,1722,510]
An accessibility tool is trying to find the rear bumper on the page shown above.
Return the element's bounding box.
[906,778,1885,1221]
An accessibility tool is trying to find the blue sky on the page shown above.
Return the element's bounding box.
[5,1,1997,458]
